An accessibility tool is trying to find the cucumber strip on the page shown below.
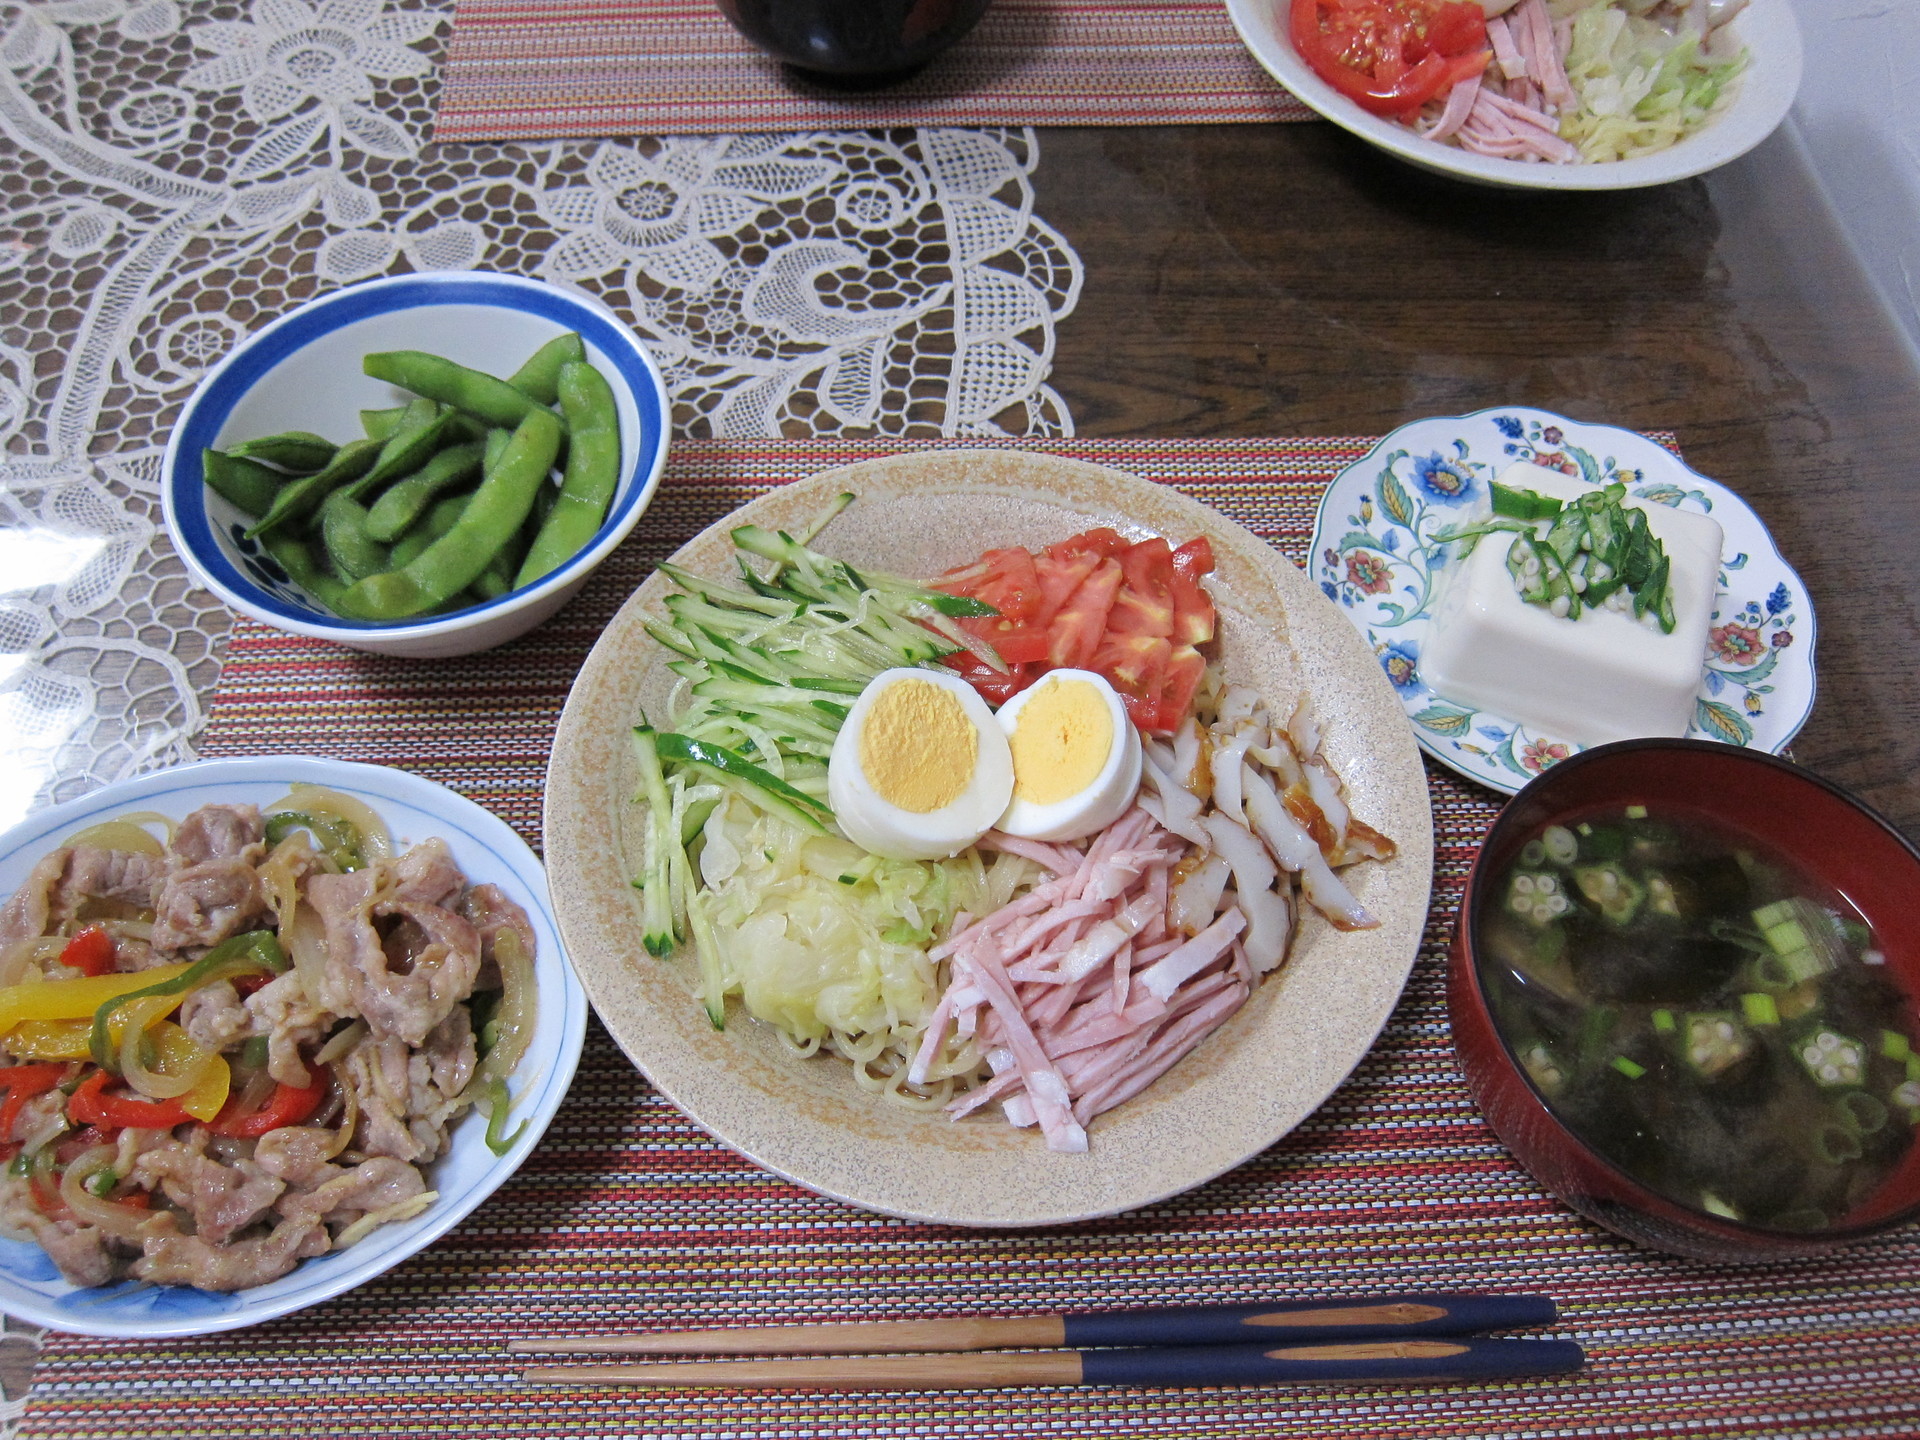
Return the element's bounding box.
[654,732,832,832]
[629,726,678,956]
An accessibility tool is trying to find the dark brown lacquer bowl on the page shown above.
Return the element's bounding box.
[714,0,994,82]
[1451,739,1920,1262]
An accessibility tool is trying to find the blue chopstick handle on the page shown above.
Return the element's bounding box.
[1061,1294,1558,1349]
[1076,1337,1586,1387]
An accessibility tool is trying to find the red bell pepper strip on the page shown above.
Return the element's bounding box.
[0,1062,69,1141]
[208,1071,329,1139]
[66,1068,192,1130]
[57,926,116,979]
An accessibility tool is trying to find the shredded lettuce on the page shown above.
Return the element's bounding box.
[1550,0,1747,162]
[688,794,1042,1105]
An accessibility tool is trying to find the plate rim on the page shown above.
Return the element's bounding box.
[544,447,1434,1227]
[0,756,588,1338]
[1308,404,1819,796]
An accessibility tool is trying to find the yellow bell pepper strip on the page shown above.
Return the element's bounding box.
[88,931,285,1070]
[0,962,194,1034]
[154,1027,231,1123]
[3,1019,93,1061]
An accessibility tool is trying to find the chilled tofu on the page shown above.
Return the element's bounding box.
[1421,462,1723,746]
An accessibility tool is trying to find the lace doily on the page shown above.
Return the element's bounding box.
[0,0,1085,834]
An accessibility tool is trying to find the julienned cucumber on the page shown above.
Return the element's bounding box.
[626,494,998,1028]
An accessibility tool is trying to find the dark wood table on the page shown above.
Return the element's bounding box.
[1040,121,1920,833]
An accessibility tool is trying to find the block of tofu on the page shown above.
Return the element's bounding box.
[1421,462,1724,747]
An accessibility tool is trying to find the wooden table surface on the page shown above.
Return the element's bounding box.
[1039,121,1920,834]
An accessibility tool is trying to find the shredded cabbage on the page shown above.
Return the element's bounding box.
[691,794,1041,1104]
[1550,0,1747,162]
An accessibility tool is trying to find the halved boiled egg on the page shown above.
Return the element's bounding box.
[829,668,1014,861]
[994,669,1143,842]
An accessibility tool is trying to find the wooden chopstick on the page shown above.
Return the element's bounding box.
[520,1337,1587,1389]
[507,1293,1559,1356]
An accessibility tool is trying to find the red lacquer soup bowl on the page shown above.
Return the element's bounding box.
[1450,739,1920,1262]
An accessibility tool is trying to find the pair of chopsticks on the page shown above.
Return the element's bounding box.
[513,1293,1583,1390]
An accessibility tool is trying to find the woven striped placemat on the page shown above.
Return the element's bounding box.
[24,438,1920,1440]
[433,0,1316,142]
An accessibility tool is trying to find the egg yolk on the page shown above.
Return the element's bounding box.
[858,678,976,813]
[1008,677,1112,806]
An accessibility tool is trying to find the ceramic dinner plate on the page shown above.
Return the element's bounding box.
[1309,406,1817,796]
[544,449,1433,1227]
[0,757,588,1338]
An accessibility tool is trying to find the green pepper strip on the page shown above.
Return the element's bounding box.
[265,810,364,871]
[506,331,587,407]
[88,931,288,1070]
[333,408,563,620]
[482,1076,529,1156]
[363,350,562,431]
[515,359,620,588]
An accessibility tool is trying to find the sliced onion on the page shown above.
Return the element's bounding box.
[60,815,170,856]
[312,1019,367,1068]
[0,936,64,987]
[476,928,536,1087]
[120,1017,213,1100]
[286,901,330,1011]
[260,831,317,925]
[333,1189,435,1250]
[59,1146,151,1241]
[322,1070,359,1160]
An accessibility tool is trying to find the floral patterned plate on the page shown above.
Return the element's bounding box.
[1309,407,1817,795]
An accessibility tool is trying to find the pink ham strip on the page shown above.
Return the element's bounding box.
[1424,73,1484,144]
[1486,16,1527,80]
[1516,0,1576,110]
[976,831,1080,876]
[952,943,1087,1152]
[1071,984,1250,1124]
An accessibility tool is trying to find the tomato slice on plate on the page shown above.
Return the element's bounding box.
[1289,0,1490,117]
[1168,536,1217,645]
[1047,558,1124,668]
[1109,538,1176,639]
[933,547,1042,621]
[1047,527,1131,563]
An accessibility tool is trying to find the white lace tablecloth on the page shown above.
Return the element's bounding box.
[0,0,1083,1414]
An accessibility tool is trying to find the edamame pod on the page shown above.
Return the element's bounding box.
[508,332,587,407]
[226,431,337,472]
[339,398,453,505]
[245,436,383,540]
[388,493,470,568]
[363,351,562,431]
[320,491,390,581]
[515,358,620,588]
[333,408,564,620]
[261,533,346,608]
[202,450,286,517]
[364,440,485,542]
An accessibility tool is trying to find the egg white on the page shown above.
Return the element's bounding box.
[994,669,1143,843]
[828,667,1014,861]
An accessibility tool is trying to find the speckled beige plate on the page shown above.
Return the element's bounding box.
[544,451,1433,1227]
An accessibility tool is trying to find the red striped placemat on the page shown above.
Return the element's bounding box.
[433,0,1316,142]
[25,438,1920,1440]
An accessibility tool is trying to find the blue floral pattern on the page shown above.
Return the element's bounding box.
[1310,407,1818,794]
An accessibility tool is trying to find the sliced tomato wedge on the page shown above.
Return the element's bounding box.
[1168,536,1217,645]
[1047,558,1124,668]
[1091,633,1173,733]
[1160,644,1208,730]
[1108,538,1176,639]
[1047,527,1130,563]
[1290,0,1490,117]
[947,650,1033,706]
[933,547,1042,621]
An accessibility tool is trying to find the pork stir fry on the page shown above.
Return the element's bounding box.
[0,792,536,1293]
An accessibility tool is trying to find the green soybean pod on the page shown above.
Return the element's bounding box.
[364,440,485,542]
[261,533,346,609]
[508,332,587,407]
[202,450,287,517]
[245,435,383,540]
[388,493,470,569]
[339,398,453,505]
[333,407,564,621]
[226,431,336,472]
[361,406,409,441]
[514,360,620,589]
[320,491,390,582]
[362,350,561,432]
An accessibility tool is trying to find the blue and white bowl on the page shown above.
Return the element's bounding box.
[163,272,671,658]
[0,757,587,1338]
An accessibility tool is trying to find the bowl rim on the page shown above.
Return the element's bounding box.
[1223,0,1804,192]
[161,270,671,642]
[0,755,589,1337]
[1458,736,1920,1246]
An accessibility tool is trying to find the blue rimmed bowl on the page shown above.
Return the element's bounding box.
[0,756,587,1337]
[162,272,671,659]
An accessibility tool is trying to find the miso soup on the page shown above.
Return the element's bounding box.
[1479,805,1920,1231]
